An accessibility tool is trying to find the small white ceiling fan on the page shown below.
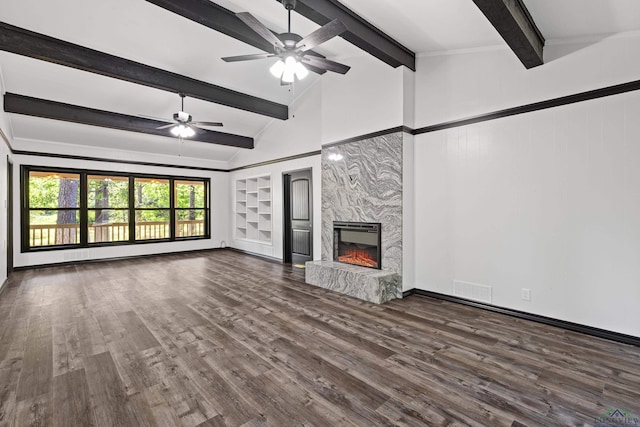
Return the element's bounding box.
[154,93,223,138]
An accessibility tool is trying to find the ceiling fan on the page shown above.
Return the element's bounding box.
[222,0,350,84]
[155,93,223,138]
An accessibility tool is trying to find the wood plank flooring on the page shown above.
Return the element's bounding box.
[0,249,639,426]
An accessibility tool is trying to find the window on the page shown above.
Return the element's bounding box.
[22,167,210,251]
[134,178,170,241]
[175,180,206,238]
[27,171,80,248]
[88,175,129,243]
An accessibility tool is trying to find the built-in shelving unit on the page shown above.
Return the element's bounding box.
[235,175,271,244]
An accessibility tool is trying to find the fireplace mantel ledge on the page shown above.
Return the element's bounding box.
[305,261,401,304]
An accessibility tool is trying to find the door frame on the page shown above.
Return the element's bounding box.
[282,168,313,265]
[6,156,13,275]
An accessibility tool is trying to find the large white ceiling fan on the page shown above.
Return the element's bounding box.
[222,0,351,84]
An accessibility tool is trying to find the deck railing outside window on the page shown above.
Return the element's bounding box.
[28,220,206,247]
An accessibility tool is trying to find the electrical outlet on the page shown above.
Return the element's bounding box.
[521,288,531,301]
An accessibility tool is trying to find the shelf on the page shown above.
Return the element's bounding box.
[236,188,247,202]
[246,222,259,240]
[259,230,271,243]
[258,188,271,202]
[258,176,270,188]
[236,174,272,243]
[258,215,271,231]
[246,178,258,192]
[258,201,271,214]
[246,192,258,208]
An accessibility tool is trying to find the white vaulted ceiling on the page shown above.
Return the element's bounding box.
[1,0,639,164]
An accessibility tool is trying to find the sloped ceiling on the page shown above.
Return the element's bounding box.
[1,0,639,165]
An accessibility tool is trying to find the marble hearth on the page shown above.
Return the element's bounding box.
[305,130,406,303]
[306,261,400,304]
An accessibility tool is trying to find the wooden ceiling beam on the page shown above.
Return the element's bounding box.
[146,0,273,53]
[282,0,416,71]
[4,93,254,149]
[0,21,288,120]
[472,0,544,69]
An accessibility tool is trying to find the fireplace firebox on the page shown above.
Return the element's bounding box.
[333,222,381,269]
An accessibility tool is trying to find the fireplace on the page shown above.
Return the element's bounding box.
[333,222,381,269]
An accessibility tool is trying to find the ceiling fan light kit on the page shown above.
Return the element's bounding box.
[170,124,195,138]
[271,55,308,83]
[222,0,350,84]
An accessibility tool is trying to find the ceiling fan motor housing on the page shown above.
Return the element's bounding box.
[276,32,302,52]
[174,111,192,123]
[282,0,297,10]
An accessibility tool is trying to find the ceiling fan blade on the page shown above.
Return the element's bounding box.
[156,123,176,130]
[139,114,169,121]
[296,19,346,52]
[237,12,285,49]
[304,63,326,75]
[191,121,223,127]
[302,56,351,74]
[222,53,273,62]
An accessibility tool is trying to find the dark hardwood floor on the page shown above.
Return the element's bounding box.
[0,249,638,426]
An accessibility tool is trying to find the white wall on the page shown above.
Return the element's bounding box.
[411,35,640,337]
[229,155,321,262]
[0,68,13,287]
[225,55,409,264]
[227,80,323,263]
[321,54,405,143]
[0,120,11,288]
[416,33,640,126]
[228,82,323,169]
[229,53,409,170]
[13,153,229,268]
[5,52,408,269]
[402,132,415,290]
[13,136,230,171]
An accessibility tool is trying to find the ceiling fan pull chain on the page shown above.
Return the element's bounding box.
[291,80,296,118]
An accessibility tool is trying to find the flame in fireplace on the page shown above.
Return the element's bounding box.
[337,248,378,268]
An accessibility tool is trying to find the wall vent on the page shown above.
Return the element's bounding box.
[452,280,492,304]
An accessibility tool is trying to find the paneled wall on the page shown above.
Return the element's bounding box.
[410,33,640,337]
[413,91,640,337]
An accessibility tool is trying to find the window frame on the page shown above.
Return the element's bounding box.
[174,179,208,239]
[87,173,131,244]
[21,165,210,252]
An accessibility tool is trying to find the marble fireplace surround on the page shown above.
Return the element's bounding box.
[305,130,404,304]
